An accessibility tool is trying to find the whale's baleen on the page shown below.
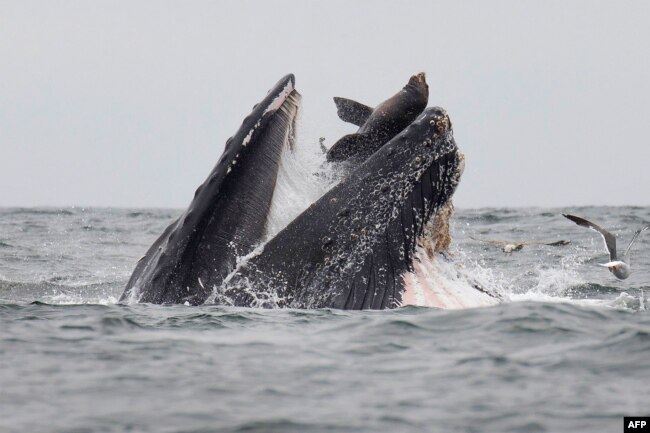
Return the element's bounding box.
[120,74,301,304]
[221,107,468,309]
[326,72,428,163]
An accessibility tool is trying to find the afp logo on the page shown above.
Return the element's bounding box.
[625,417,650,432]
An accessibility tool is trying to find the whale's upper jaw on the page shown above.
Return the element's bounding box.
[121,74,302,305]
[216,74,299,178]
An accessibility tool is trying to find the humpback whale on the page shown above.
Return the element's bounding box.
[326,73,429,163]
[120,74,301,304]
[219,107,485,309]
[120,73,495,309]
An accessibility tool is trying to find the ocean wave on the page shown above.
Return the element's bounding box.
[0,278,122,305]
[1,207,76,216]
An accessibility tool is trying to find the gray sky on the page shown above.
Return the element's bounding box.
[1,1,649,208]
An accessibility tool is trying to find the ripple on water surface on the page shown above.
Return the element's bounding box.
[1,206,650,432]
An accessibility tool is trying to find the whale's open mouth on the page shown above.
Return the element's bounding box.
[122,74,496,310]
[220,106,475,309]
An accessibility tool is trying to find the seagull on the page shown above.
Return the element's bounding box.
[470,236,570,254]
[562,214,649,280]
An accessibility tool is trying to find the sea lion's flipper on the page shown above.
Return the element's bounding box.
[326,133,373,162]
[333,97,373,126]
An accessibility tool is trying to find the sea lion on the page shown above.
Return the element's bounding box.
[326,72,429,163]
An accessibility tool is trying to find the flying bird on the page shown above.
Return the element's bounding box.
[470,236,570,254]
[562,214,649,280]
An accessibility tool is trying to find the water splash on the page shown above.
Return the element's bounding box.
[265,132,336,239]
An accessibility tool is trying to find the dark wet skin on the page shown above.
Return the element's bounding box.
[326,73,429,163]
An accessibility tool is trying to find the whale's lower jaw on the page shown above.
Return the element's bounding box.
[401,197,502,309]
[401,248,502,309]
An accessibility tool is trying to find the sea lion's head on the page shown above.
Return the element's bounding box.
[407,72,429,94]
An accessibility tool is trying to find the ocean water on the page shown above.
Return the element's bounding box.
[1,206,649,433]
